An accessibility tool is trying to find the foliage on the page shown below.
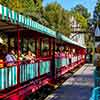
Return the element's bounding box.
[0,0,48,25]
[0,0,42,17]
[43,2,71,36]
[71,4,91,19]
[0,1,89,36]
[70,4,89,30]
[93,0,100,25]
[71,12,88,29]
[71,4,92,50]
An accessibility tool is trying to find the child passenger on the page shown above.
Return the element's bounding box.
[25,50,36,63]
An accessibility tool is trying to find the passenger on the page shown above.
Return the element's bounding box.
[23,50,27,57]
[5,48,16,66]
[63,49,67,56]
[69,50,72,65]
[43,47,48,57]
[15,50,24,61]
[55,51,58,57]
[32,52,36,58]
[59,47,65,57]
[65,49,69,57]
[25,50,36,63]
[57,49,60,56]
[55,48,60,57]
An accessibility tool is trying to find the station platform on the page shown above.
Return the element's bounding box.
[45,64,95,100]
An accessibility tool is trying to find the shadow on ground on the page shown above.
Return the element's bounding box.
[46,74,94,100]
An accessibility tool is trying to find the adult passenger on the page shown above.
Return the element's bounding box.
[59,47,65,57]
[69,50,72,65]
[55,50,60,57]
[5,48,16,66]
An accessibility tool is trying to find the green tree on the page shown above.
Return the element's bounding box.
[43,2,71,36]
[93,0,100,25]
[0,0,47,25]
[71,4,91,19]
[0,0,42,17]
[71,12,88,29]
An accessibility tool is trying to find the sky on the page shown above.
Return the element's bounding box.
[43,0,97,17]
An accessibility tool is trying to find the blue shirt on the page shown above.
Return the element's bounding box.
[5,54,16,63]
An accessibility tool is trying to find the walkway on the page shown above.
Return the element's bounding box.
[45,64,95,100]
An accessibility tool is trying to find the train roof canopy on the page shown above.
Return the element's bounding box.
[0,4,56,37]
[0,4,86,48]
[60,34,86,48]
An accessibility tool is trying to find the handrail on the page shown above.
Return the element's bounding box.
[0,58,52,91]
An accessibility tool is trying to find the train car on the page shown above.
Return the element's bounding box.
[54,35,86,79]
[0,4,86,100]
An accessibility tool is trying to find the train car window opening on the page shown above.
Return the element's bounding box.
[0,32,18,66]
[40,38,49,57]
[7,32,18,51]
[20,31,36,60]
[23,38,28,52]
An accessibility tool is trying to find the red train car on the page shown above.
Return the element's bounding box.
[0,4,86,100]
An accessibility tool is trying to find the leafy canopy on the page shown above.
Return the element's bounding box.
[44,2,71,36]
[0,0,42,17]
[71,4,91,19]
[71,12,88,29]
[93,0,100,25]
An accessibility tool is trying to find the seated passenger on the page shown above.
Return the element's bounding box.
[55,49,60,57]
[55,51,58,57]
[43,48,48,57]
[65,49,69,57]
[59,47,65,57]
[69,51,72,65]
[15,50,24,61]
[5,48,16,66]
[25,50,36,63]
[23,50,27,57]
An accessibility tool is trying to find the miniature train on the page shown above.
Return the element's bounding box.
[0,4,86,100]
